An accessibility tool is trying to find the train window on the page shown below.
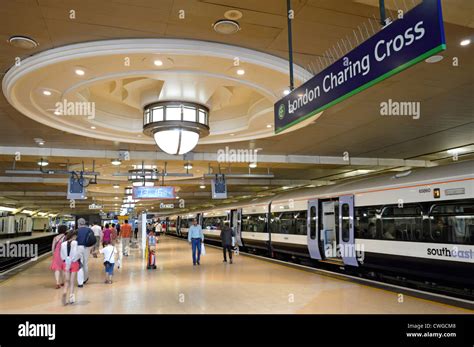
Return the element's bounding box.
[270,211,307,235]
[355,207,378,239]
[381,205,422,241]
[429,203,474,245]
[341,204,350,242]
[242,214,267,233]
[203,217,225,230]
[310,206,316,240]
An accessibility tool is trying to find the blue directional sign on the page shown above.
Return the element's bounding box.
[132,186,176,200]
[274,0,446,133]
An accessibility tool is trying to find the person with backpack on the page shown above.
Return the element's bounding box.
[100,239,117,284]
[50,225,68,289]
[75,218,96,287]
[60,230,80,305]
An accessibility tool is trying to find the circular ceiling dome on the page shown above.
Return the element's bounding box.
[2,39,319,147]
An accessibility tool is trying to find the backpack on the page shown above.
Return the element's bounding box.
[84,228,96,247]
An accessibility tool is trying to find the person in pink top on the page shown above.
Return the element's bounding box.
[50,225,68,289]
[102,223,112,245]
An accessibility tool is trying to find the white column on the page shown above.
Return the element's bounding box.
[140,212,147,257]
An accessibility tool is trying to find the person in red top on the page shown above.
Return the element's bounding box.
[120,220,132,256]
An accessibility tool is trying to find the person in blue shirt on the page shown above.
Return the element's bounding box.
[188,219,204,266]
[76,218,93,287]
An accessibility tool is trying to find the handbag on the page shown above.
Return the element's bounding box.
[200,242,206,256]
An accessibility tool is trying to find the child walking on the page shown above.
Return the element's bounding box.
[100,240,117,284]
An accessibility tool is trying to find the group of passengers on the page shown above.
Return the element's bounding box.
[49,218,134,305]
[187,218,236,265]
[50,217,235,305]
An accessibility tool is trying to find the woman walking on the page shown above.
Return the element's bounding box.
[50,225,68,289]
[61,230,80,305]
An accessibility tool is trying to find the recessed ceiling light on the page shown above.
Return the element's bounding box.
[266,124,272,128]
[230,133,235,136]
[200,185,206,189]
[249,162,257,169]
[184,163,193,170]
[42,90,52,96]
[90,126,96,129]
[74,68,85,76]
[114,197,119,200]
[38,141,45,146]
[213,19,241,35]
[8,36,38,49]
[224,9,243,20]
[425,55,444,63]
[154,59,163,66]
[37,159,49,167]
[111,159,121,166]
[54,110,62,116]
[460,39,471,46]
[283,89,291,96]
[113,184,120,189]
[236,69,245,75]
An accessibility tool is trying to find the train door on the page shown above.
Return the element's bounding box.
[321,200,340,261]
[230,209,243,246]
[338,195,358,267]
[307,199,322,259]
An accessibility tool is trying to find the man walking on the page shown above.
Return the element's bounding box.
[120,220,132,256]
[76,218,93,287]
[90,221,102,258]
[220,221,234,264]
[187,219,204,266]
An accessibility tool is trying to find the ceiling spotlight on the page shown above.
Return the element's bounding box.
[154,59,163,66]
[249,162,257,169]
[8,36,38,49]
[37,159,49,167]
[53,110,62,116]
[113,184,120,189]
[74,68,85,76]
[213,19,241,35]
[236,69,245,75]
[283,89,291,96]
[184,162,193,170]
[230,133,235,136]
[42,90,52,96]
[200,184,206,189]
[111,159,121,166]
[425,55,444,63]
[90,126,96,129]
[114,197,119,200]
[266,124,272,128]
[224,10,243,20]
[460,39,471,46]
[38,141,45,146]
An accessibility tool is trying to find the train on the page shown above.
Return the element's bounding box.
[163,160,474,300]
